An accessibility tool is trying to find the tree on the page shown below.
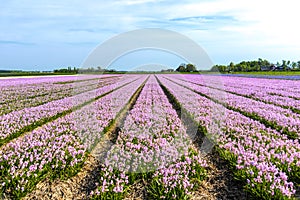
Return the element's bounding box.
[211,65,230,73]
[53,67,78,74]
[282,60,287,70]
[276,61,280,67]
[176,65,186,72]
[259,59,270,67]
[292,62,297,70]
[210,65,218,72]
[254,63,260,71]
[228,62,234,72]
[220,65,228,72]
[186,63,197,72]
[240,63,248,72]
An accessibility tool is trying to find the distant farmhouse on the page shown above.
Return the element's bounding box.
[260,65,276,71]
[260,64,291,71]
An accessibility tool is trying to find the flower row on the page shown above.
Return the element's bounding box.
[92,75,208,199]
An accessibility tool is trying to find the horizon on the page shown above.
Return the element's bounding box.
[0,56,294,72]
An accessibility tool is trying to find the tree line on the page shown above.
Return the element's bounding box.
[52,59,300,74]
[175,63,198,72]
[210,58,300,72]
[53,66,117,74]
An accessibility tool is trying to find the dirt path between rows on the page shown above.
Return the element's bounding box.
[24,133,112,200]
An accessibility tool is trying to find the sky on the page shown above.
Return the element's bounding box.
[0,0,300,71]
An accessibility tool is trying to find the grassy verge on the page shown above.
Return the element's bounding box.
[0,72,77,77]
[230,71,300,76]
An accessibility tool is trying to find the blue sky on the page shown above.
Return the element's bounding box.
[0,0,299,71]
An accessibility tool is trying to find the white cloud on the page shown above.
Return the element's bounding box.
[165,0,300,46]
